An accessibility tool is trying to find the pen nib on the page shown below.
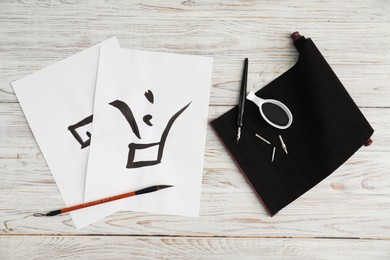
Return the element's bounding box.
[279,135,288,154]
[236,127,241,143]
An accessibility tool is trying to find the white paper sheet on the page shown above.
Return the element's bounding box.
[85,47,213,219]
[11,38,120,229]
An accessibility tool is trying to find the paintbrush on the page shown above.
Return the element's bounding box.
[33,185,173,217]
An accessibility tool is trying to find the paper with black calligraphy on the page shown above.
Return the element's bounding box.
[11,38,120,229]
[84,47,213,219]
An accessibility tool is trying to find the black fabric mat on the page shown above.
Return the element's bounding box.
[211,37,374,216]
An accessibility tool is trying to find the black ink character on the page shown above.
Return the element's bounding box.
[110,90,191,169]
[143,114,153,126]
[109,100,142,139]
[144,90,154,104]
[68,115,93,149]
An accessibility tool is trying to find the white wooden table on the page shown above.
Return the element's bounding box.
[1,1,389,259]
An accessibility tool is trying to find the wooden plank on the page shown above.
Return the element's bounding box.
[0,0,389,21]
[1,236,389,260]
[1,175,389,237]
[0,104,389,237]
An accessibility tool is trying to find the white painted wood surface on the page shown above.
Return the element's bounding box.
[1,1,389,259]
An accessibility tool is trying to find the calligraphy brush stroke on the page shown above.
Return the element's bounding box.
[126,101,192,168]
[144,90,154,104]
[143,114,153,126]
[109,100,141,139]
[67,114,93,149]
[157,101,192,160]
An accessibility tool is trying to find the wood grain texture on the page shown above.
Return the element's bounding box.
[1,236,390,260]
[0,0,389,258]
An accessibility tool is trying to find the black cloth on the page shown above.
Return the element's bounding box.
[211,37,374,216]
